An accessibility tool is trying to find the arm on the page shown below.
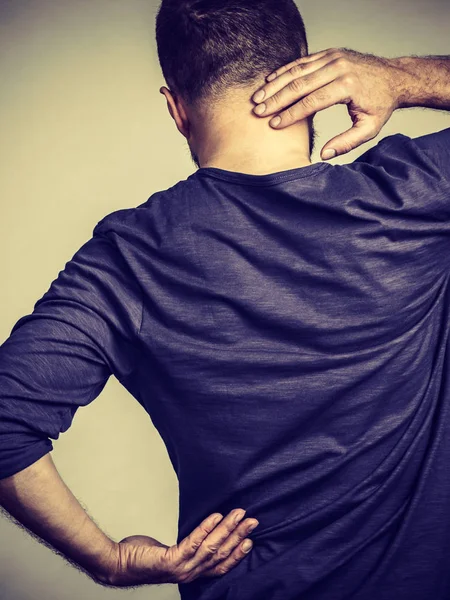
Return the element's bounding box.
[0,452,117,584]
[0,445,259,588]
[0,225,258,588]
[391,55,450,111]
[0,229,139,586]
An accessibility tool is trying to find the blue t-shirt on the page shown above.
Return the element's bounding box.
[1,128,450,600]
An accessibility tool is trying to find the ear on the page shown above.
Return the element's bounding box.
[160,86,190,139]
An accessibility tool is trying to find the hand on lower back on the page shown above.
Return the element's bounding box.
[104,509,259,587]
[251,47,402,160]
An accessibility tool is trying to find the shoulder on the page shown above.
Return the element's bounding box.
[345,128,450,222]
[354,127,450,180]
[93,178,196,241]
[89,178,199,265]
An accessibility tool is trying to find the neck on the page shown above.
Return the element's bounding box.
[187,92,314,176]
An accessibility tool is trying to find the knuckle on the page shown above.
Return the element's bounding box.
[300,94,316,111]
[289,63,306,77]
[190,538,202,551]
[340,73,356,87]
[289,76,305,93]
[225,519,237,533]
[283,105,297,123]
[204,544,219,556]
[216,549,231,562]
[332,47,345,59]
[333,56,349,71]
[341,140,355,154]
[197,524,210,537]
[266,90,282,109]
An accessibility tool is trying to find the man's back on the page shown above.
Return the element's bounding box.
[132,127,450,599]
[1,128,450,599]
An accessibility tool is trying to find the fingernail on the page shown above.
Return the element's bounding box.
[254,103,266,115]
[270,116,281,127]
[253,90,265,103]
[247,521,259,533]
[267,73,276,82]
[242,539,253,552]
[322,149,336,160]
[234,509,246,524]
[212,514,223,526]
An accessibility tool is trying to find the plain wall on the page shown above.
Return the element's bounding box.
[0,1,448,598]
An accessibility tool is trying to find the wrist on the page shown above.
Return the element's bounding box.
[387,55,450,111]
[91,539,120,585]
[386,56,421,110]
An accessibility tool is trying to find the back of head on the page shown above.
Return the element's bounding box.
[155,0,309,111]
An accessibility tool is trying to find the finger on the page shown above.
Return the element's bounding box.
[202,518,259,565]
[255,54,332,104]
[320,117,380,160]
[183,509,248,569]
[176,512,224,562]
[267,80,351,129]
[265,53,326,81]
[193,516,259,573]
[198,536,255,579]
[253,58,345,117]
[265,48,334,81]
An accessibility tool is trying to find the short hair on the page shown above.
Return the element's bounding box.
[155,0,309,110]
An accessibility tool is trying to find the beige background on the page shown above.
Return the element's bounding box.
[0,1,448,598]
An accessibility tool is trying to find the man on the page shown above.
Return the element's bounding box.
[0,0,449,599]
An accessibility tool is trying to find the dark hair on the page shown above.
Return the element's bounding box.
[155,0,309,109]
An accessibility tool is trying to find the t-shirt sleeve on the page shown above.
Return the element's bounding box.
[355,126,450,235]
[0,220,143,480]
[406,126,450,184]
[358,126,450,183]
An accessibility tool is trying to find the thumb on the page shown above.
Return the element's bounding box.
[321,118,379,160]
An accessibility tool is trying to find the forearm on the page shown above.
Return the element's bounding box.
[0,452,118,584]
[389,55,450,111]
